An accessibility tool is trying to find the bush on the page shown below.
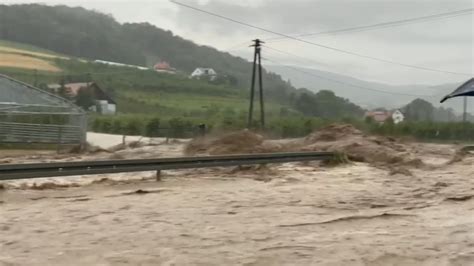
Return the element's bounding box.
[145,118,160,137]
[89,114,474,142]
[168,117,193,138]
[111,119,123,134]
[101,119,113,133]
[364,121,474,142]
[124,119,143,135]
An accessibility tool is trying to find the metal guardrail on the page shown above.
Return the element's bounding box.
[0,152,335,180]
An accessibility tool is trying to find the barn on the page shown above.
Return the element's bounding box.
[48,82,117,115]
[0,74,87,146]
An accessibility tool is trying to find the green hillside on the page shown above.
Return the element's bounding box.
[1,5,472,141]
[0,39,66,56]
[0,4,295,102]
[1,54,292,119]
[0,4,365,109]
[0,4,368,137]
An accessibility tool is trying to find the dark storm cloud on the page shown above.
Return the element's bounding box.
[174,0,473,41]
[4,0,472,84]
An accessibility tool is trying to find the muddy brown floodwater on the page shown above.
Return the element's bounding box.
[0,140,473,266]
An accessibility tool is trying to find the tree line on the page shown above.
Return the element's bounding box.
[89,113,474,142]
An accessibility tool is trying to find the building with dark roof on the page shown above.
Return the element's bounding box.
[48,82,116,115]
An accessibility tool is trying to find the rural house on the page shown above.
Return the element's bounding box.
[154,61,176,74]
[48,82,116,115]
[190,67,217,81]
[365,109,404,124]
[391,110,405,124]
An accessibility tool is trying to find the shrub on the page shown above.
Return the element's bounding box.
[145,118,161,137]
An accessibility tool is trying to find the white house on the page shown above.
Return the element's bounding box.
[190,68,217,81]
[392,109,405,124]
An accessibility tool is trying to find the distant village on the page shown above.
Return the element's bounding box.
[94,59,217,80]
[45,59,219,116]
[365,109,405,124]
[46,59,410,124]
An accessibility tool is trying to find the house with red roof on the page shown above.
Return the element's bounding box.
[153,61,176,74]
[365,110,404,124]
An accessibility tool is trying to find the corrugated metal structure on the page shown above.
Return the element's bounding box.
[0,74,87,146]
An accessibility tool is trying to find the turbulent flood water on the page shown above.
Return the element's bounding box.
[1,139,473,265]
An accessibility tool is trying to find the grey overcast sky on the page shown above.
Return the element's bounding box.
[4,0,474,85]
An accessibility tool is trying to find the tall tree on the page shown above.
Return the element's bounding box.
[403,98,435,121]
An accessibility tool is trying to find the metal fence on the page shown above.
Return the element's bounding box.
[0,121,84,144]
[0,74,87,146]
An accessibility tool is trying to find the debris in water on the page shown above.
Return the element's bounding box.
[184,129,265,155]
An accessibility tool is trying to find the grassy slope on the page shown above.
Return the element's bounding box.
[0,40,292,118]
[0,53,62,72]
[0,40,64,55]
[0,40,66,72]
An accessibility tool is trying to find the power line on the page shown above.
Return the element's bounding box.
[264,45,462,92]
[223,40,253,52]
[266,8,474,42]
[170,0,471,76]
[265,45,329,69]
[264,56,435,97]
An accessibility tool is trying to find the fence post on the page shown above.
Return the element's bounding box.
[198,124,206,137]
[79,113,88,148]
[4,113,12,142]
[56,126,63,154]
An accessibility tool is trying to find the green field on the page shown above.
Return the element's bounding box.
[0,40,292,121]
[0,40,67,58]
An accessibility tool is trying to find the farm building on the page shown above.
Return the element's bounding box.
[190,67,217,81]
[365,109,405,124]
[0,74,87,146]
[154,61,176,74]
[48,82,116,115]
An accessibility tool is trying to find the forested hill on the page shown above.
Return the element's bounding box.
[0,4,368,120]
[0,4,292,97]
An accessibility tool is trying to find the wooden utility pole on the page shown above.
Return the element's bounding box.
[247,39,265,129]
